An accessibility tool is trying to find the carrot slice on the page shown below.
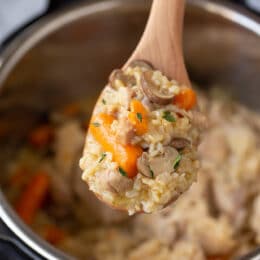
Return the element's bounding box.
[173,87,197,110]
[128,100,148,135]
[44,225,65,245]
[29,125,54,149]
[15,171,49,224]
[89,113,142,178]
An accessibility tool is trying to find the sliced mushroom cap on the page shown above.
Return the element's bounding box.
[109,69,136,89]
[137,152,153,178]
[108,170,134,193]
[171,137,191,150]
[149,146,179,176]
[138,147,180,178]
[128,60,154,70]
[96,170,134,194]
[141,71,174,105]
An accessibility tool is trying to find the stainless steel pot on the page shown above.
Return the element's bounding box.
[0,0,259,259]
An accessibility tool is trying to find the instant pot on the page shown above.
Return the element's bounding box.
[0,0,259,259]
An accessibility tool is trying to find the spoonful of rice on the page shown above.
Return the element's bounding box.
[80,0,203,215]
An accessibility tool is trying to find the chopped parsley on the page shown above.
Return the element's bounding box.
[119,167,128,177]
[149,166,154,178]
[102,99,106,105]
[162,111,176,122]
[173,154,182,170]
[98,153,106,163]
[92,122,100,127]
[136,112,143,122]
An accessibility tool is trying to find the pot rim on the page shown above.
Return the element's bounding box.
[0,1,259,259]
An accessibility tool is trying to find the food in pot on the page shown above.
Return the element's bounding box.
[2,87,260,259]
[80,61,202,214]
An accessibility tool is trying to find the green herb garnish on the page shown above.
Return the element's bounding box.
[136,112,143,122]
[92,122,100,127]
[119,167,127,177]
[102,99,106,105]
[173,154,182,170]
[162,111,176,122]
[98,153,106,163]
[149,166,154,178]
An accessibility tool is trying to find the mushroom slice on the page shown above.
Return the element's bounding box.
[141,71,174,105]
[149,146,179,176]
[128,59,154,70]
[96,170,134,194]
[109,69,135,89]
[171,137,191,150]
[138,147,180,178]
[137,152,153,178]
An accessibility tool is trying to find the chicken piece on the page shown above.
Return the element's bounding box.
[50,120,84,214]
[191,217,235,256]
[129,240,170,260]
[199,128,229,164]
[54,120,84,176]
[207,97,234,126]
[133,208,179,246]
[225,124,256,159]
[171,241,206,260]
[212,180,247,230]
[115,117,135,145]
[191,110,208,130]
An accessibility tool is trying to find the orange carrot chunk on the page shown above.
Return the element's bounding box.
[29,125,54,148]
[128,100,148,135]
[15,171,49,224]
[44,225,65,245]
[173,87,197,110]
[89,113,142,178]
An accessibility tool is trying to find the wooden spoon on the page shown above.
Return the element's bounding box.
[83,0,190,212]
[126,0,190,87]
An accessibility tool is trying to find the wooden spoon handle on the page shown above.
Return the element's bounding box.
[127,0,190,86]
